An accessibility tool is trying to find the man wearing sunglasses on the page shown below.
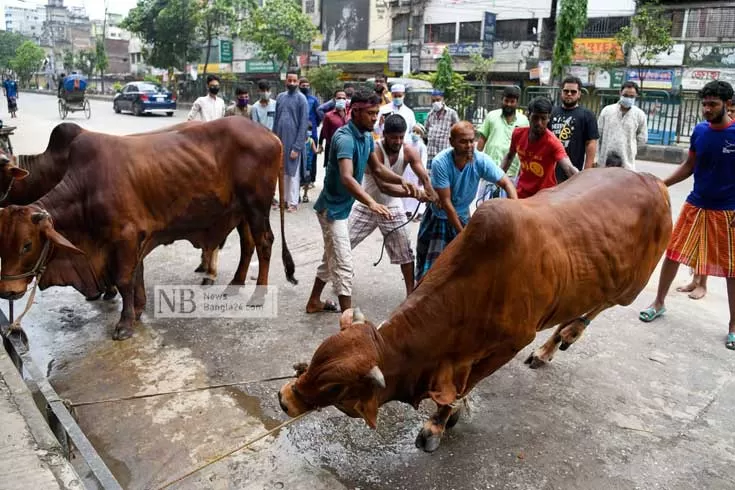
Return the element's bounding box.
[548,76,599,184]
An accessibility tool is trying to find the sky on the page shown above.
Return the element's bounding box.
[2,0,138,21]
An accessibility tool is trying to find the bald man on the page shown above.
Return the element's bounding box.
[415,121,518,284]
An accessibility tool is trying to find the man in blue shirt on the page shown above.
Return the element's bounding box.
[415,121,518,283]
[3,77,18,118]
[639,80,735,351]
[306,88,419,313]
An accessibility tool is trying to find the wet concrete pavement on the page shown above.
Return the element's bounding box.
[3,93,735,489]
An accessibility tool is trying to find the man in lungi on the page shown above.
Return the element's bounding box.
[349,114,437,296]
[415,121,518,284]
[639,80,735,350]
[306,89,419,313]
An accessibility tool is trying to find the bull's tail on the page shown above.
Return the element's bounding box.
[277,143,297,285]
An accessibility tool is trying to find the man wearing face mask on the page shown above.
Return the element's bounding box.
[425,89,459,171]
[597,81,648,170]
[317,82,354,119]
[299,77,323,191]
[187,74,226,121]
[375,84,416,143]
[318,89,351,170]
[252,79,277,131]
[225,86,252,118]
[273,73,310,212]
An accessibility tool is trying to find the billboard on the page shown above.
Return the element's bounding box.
[323,0,369,51]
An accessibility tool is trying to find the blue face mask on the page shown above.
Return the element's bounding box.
[393,97,403,107]
[335,99,347,110]
[411,133,420,143]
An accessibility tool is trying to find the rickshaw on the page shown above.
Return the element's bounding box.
[58,73,91,120]
[0,121,16,156]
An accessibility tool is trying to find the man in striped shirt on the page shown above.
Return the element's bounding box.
[425,89,459,172]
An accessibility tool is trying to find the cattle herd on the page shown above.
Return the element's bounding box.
[0,119,673,453]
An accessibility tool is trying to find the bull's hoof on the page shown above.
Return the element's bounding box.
[524,353,547,370]
[247,286,267,307]
[103,288,118,301]
[228,279,246,287]
[194,264,206,273]
[201,277,215,286]
[134,309,144,321]
[85,293,103,301]
[112,324,134,341]
[415,427,443,453]
[559,342,572,351]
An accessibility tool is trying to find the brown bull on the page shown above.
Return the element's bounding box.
[278,168,672,453]
[0,116,296,340]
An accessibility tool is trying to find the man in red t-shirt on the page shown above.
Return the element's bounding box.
[502,96,578,198]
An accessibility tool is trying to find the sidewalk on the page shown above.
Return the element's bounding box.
[0,345,82,490]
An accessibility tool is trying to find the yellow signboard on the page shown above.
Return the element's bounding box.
[197,63,232,74]
[326,50,389,64]
[572,38,624,63]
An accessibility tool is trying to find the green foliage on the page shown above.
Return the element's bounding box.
[199,0,248,74]
[468,52,494,84]
[113,81,123,92]
[75,50,97,77]
[10,41,46,86]
[305,65,343,100]
[62,51,75,72]
[122,0,201,71]
[143,74,161,83]
[0,31,27,72]
[615,0,674,89]
[410,63,470,110]
[95,38,109,76]
[434,48,454,94]
[238,0,317,72]
[552,0,588,78]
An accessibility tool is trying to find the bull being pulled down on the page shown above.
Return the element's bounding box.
[0,117,296,341]
[279,168,672,453]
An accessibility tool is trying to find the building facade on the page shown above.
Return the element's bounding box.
[4,5,45,42]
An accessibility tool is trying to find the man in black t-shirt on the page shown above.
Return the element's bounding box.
[548,76,599,184]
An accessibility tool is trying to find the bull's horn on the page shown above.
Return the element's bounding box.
[353,307,366,324]
[31,211,49,224]
[366,365,386,389]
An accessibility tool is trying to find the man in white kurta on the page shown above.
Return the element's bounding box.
[374,83,416,145]
[597,81,648,170]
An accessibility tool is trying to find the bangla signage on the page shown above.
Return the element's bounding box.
[572,38,624,63]
[684,43,735,68]
[682,68,735,90]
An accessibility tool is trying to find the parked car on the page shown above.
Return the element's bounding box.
[113,82,176,117]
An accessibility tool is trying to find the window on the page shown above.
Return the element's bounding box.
[304,0,314,14]
[458,21,481,42]
[392,14,409,41]
[424,23,456,43]
[685,7,735,39]
[580,16,630,38]
[495,19,536,42]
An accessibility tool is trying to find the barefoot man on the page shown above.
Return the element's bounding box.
[306,89,419,313]
[639,81,735,350]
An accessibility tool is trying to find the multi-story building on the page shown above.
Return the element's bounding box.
[4,5,45,42]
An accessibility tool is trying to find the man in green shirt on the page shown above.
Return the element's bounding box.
[476,86,529,199]
[306,89,419,314]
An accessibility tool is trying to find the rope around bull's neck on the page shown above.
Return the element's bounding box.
[374,200,422,267]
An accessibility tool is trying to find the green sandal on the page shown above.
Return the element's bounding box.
[726,333,735,350]
[639,306,666,323]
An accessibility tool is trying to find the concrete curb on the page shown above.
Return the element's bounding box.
[0,346,83,489]
[637,144,688,165]
[21,89,194,111]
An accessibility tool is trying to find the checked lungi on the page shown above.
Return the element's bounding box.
[666,202,735,278]
[415,206,467,283]
[349,203,414,265]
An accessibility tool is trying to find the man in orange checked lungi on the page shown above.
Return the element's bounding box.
[639,80,735,351]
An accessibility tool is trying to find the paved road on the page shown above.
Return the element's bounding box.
[3,93,734,490]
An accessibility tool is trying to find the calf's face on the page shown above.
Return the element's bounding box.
[278,308,387,428]
[0,206,83,299]
[0,158,28,201]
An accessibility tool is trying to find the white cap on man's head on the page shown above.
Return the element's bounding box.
[391,84,406,93]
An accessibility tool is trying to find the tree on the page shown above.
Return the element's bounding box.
[63,50,75,72]
[0,32,27,74]
[411,50,471,114]
[95,39,109,92]
[199,0,249,77]
[305,65,343,100]
[434,48,455,95]
[238,0,317,73]
[615,0,674,91]
[552,0,588,79]
[75,50,97,77]
[10,41,46,87]
[122,0,201,72]
[468,52,495,106]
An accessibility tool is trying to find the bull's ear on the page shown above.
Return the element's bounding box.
[9,166,28,181]
[43,227,85,256]
[354,396,379,429]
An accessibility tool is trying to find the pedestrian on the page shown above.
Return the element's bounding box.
[301,122,320,204]
[299,77,323,191]
[305,88,418,314]
[349,114,436,296]
[597,81,648,170]
[501,97,578,199]
[317,82,354,119]
[639,80,735,351]
[273,73,310,212]
[476,86,529,201]
[415,121,518,284]
[318,88,351,169]
[187,74,226,122]
[402,123,428,221]
[374,75,392,106]
[425,89,460,171]
[252,79,277,131]
[225,86,252,118]
[548,76,599,183]
[3,76,19,118]
[376,83,416,144]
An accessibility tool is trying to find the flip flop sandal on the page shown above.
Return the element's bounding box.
[639,306,666,323]
[726,333,735,350]
[306,299,340,314]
